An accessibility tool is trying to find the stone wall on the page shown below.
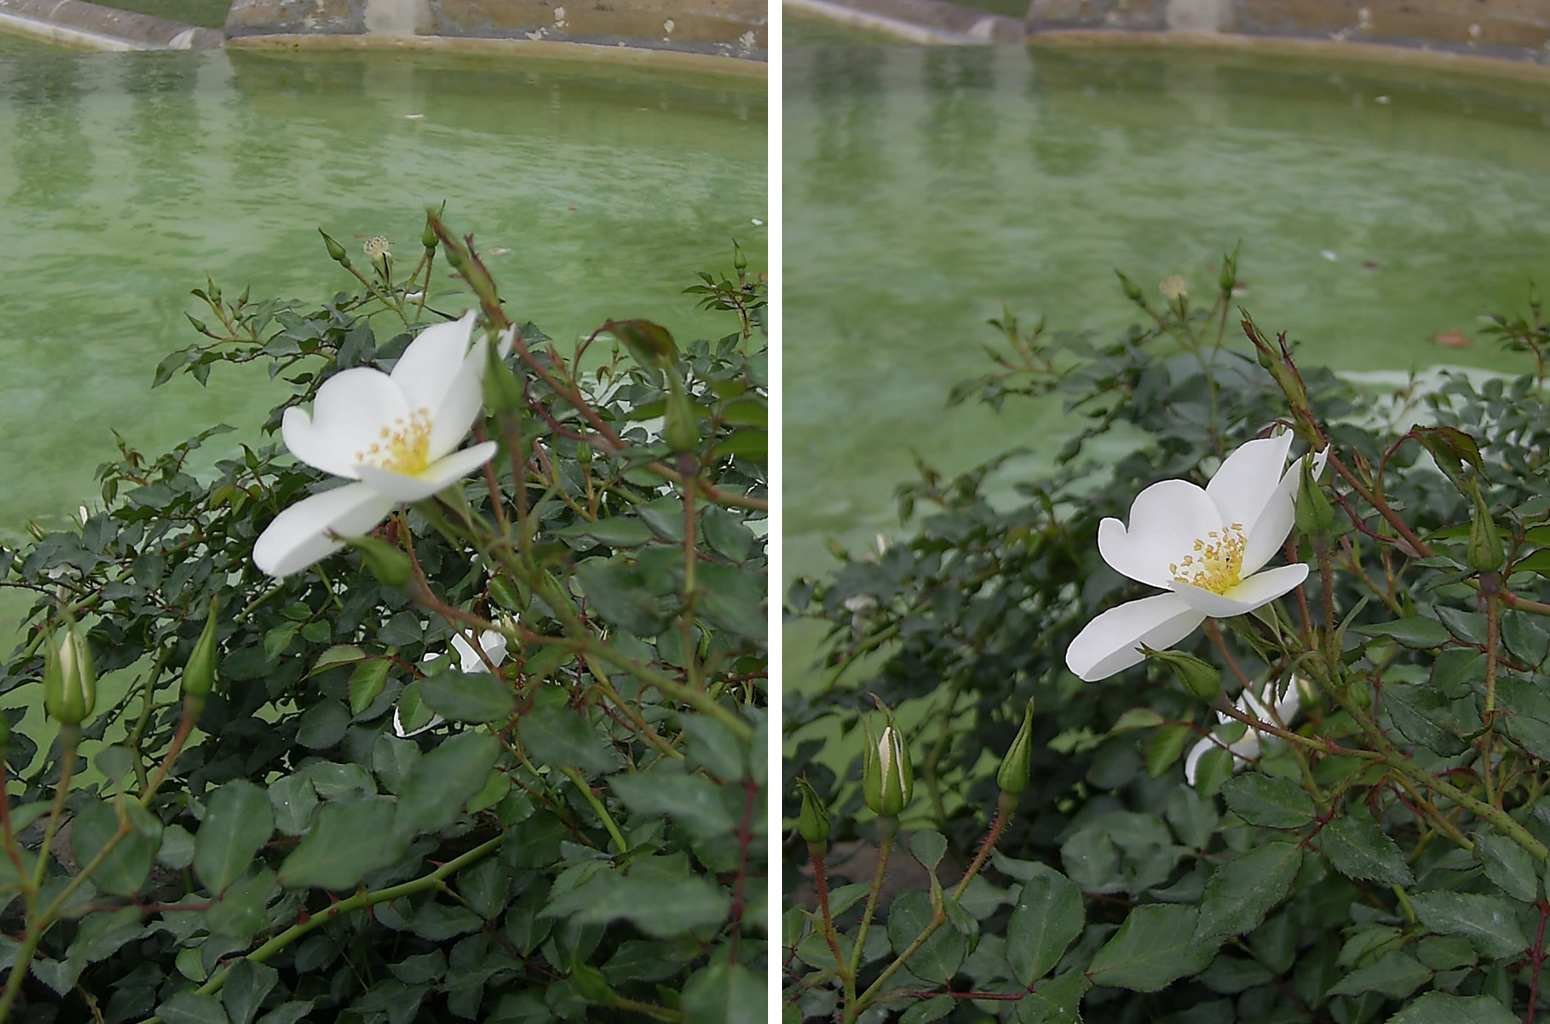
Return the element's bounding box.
[225,0,765,59]
[0,0,223,49]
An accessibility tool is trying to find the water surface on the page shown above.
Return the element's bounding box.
[785,45,1550,610]
[0,48,766,533]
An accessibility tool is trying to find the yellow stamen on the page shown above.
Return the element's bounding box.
[1172,523,1248,594]
[356,408,432,475]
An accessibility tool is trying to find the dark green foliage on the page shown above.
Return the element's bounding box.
[0,231,766,1022]
[785,281,1550,1020]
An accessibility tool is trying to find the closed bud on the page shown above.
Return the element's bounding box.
[795,777,830,846]
[861,705,913,818]
[186,313,209,335]
[570,956,614,1005]
[43,614,96,726]
[422,220,438,251]
[25,521,46,542]
[663,379,699,454]
[1468,491,1505,574]
[996,698,1036,796]
[341,535,414,588]
[1145,647,1220,701]
[182,593,220,700]
[319,229,349,265]
[1219,256,1237,295]
[1294,455,1334,537]
[481,330,525,414]
[1116,271,1145,306]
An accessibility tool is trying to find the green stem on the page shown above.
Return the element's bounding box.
[135,830,509,1023]
[844,822,895,1013]
[561,767,627,855]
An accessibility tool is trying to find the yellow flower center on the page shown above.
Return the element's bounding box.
[357,408,432,475]
[1170,523,1247,594]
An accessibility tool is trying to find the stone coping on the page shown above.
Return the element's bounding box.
[787,0,1550,77]
[227,31,767,74]
[0,0,221,49]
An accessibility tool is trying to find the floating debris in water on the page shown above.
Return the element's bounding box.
[1433,330,1473,348]
[1363,259,1382,270]
[1159,275,1188,300]
[1321,250,1339,262]
[405,113,424,119]
[752,218,764,226]
[1374,95,1391,104]
[490,247,512,255]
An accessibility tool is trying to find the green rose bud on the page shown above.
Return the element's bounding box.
[341,535,414,588]
[996,698,1036,796]
[861,705,913,818]
[1219,253,1237,294]
[1294,454,1334,538]
[1468,490,1505,574]
[1116,270,1145,306]
[481,329,524,414]
[795,776,830,847]
[1145,647,1221,702]
[182,593,220,701]
[422,219,438,251]
[663,378,699,454]
[318,228,349,265]
[43,614,96,727]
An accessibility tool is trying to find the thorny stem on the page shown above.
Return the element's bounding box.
[560,767,627,855]
[1483,587,1501,809]
[809,842,848,980]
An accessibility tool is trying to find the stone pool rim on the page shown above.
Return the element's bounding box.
[0,0,766,77]
[787,0,1550,85]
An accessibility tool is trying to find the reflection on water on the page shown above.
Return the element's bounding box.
[785,45,1550,592]
[0,48,766,533]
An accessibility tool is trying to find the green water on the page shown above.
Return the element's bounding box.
[785,44,1550,677]
[0,48,766,536]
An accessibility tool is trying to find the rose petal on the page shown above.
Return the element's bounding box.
[425,335,490,460]
[1170,563,1309,618]
[1206,431,1294,531]
[1065,592,1206,682]
[253,482,397,578]
[352,442,498,502]
[451,629,508,673]
[282,369,409,479]
[1183,736,1215,787]
[391,311,478,414]
[392,705,445,738]
[1098,480,1225,589]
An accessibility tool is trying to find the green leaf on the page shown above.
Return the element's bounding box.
[1006,863,1085,986]
[157,993,231,1024]
[71,797,160,898]
[543,868,730,937]
[1194,841,1302,943]
[268,775,319,835]
[679,962,763,1024]
[1015,970,1089,1023]
[1475,830,1538,903]
[1385,992,1518,1024]
[295,700,350,749]
[909,831,947,871]
[1327,951,1431,999]
[1088,904,1215,992]
[901,996,955,1024]
[886,889,965,984]
[417,670,516,723]
[682,714,747,780]
[1410,891,1529,960]
[1385,683,1468,756]
[554,518,653,547]
[1320,816,1414,887]
[206,868,277,940]
[393,731,501,837]
[195,781,274,895]
[1220,773,1315,829]
[279,797,404,890]
[610,766,736,838]
[347,659,391,717]
[308,645,365,678]
[1355,618,1452,648]
[221,959,280,1024]
[1145,723,1192,778]
[574,557,670,636]
[518,704,624,776]
[1108,709,1165,735]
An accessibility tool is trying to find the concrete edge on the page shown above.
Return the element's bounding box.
[0,0,221,50]
[224,31,769,75]
[1024,29,1550,85]
[784,0,1550,81]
